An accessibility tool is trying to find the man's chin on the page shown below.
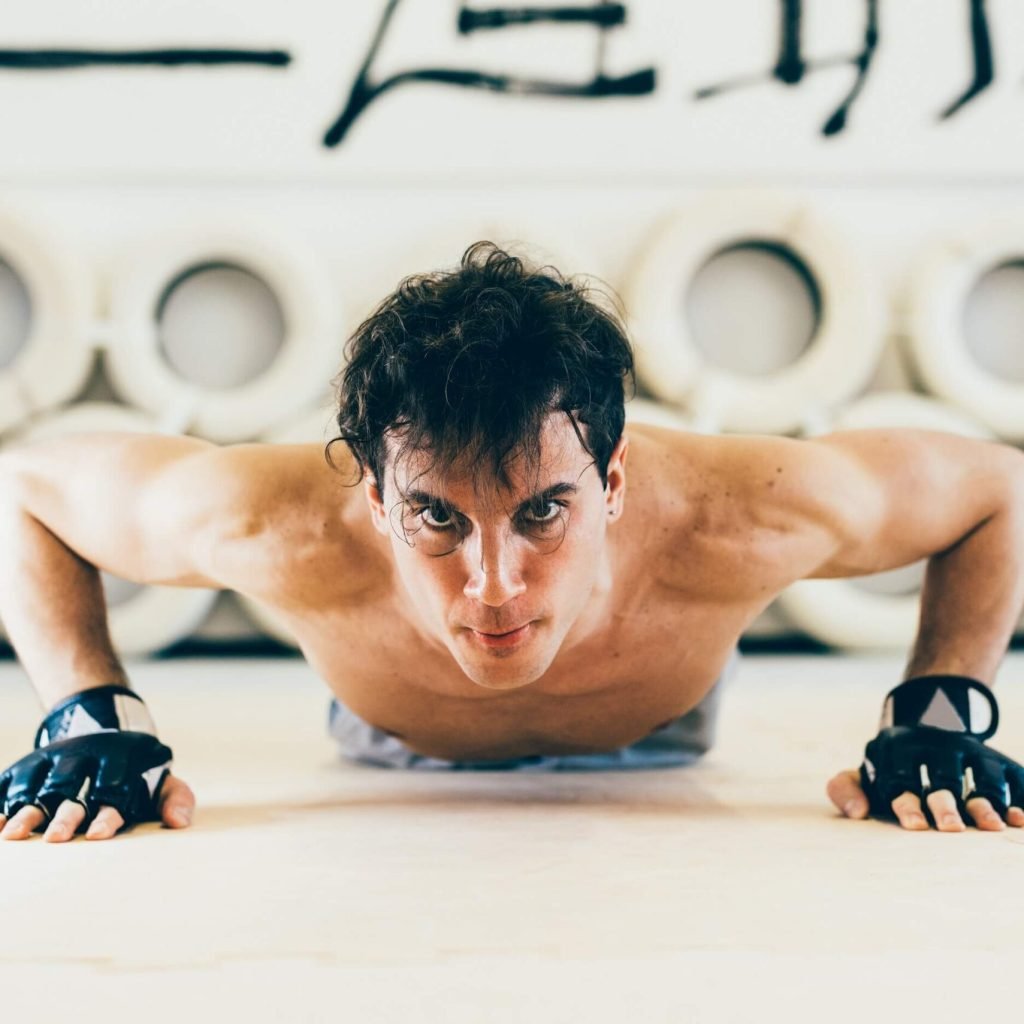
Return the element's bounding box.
[465,672,539,691]
[451,636,552,690]
[446,618,561,692]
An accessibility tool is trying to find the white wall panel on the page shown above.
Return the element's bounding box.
[0,1,1019,183]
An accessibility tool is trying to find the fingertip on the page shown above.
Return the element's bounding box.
[844,800,866,819]
[165,806,192,828]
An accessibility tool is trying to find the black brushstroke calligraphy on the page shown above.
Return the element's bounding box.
[694,0,879,136]
[0,48,290,70]
[322,0,655,147]
[940,0,994,119]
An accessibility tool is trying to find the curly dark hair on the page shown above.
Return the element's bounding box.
[325,241,635,508]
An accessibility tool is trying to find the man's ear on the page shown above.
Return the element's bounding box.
[604,434,628,518]
[364,474,389,534]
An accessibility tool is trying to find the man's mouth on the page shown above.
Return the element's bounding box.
[469,623,533,649]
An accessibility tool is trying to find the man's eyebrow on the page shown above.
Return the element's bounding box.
[402,482,580,513]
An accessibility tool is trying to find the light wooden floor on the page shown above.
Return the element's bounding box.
[1,653,1021,1023]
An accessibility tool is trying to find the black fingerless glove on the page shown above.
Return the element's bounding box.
[859,674,1024,827]
[0,684,173,834]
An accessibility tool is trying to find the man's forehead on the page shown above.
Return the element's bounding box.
[387,413,590,500]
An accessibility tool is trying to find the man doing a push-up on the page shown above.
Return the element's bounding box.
[2,242,1024,842]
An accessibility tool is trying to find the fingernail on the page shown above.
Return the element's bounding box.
[173,807,192,825]
[942,813,961,827]
[48,824,67,839]
[844,800,862,817]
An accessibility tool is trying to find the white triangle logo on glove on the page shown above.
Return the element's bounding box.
[919,688,967,732]
[60,704,108,739]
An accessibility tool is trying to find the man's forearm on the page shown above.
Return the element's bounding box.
[0,489,130,711]
[905,495,1024,685]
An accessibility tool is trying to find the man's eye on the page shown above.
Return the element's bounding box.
[420,505,456,530]
[415,500,566,531]
[522,500,565,524]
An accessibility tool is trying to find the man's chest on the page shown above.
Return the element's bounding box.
[283,588,749,761]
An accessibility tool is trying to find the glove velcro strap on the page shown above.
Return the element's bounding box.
[880,675,998,742]
[34,684,158,749]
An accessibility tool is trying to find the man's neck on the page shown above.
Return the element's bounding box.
[558,547,616,655]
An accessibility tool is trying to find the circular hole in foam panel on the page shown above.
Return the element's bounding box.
[155,262,286,390]
[685,242,821,376]
[962,260,1024,383]
[100,572,146,609]
[850,561,927,598]
[0,257,33,370]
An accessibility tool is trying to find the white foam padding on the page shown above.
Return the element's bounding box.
[623,192,886,434]
[902,215,1024,442]
[0,209,94,435]
[105,220,344,443]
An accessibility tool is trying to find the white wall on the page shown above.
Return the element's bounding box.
[0,1,1021,182]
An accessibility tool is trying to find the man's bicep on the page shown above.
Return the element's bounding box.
[806,429,1024,579]
[4,433,254,589]
[137,444,262,587]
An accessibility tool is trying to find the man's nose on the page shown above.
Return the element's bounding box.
[463,536,527,607]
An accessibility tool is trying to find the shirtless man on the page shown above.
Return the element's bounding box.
[2,241,1024,843]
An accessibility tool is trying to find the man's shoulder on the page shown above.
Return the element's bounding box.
[645,429,845,517]
[204,440,350,527]
[203,439,375,597]
[630,427,847,597]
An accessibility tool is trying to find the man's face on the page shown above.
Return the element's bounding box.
[365,413,628,691]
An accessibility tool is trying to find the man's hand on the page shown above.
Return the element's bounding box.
[0,772,195,842]
[0,684,187,842]
[827,767,1024,831]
